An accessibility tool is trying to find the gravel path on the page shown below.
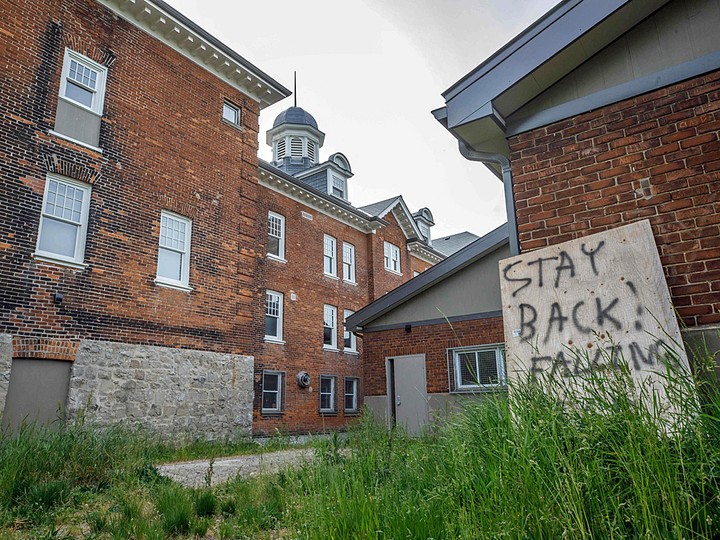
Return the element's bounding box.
[157,447,315,488]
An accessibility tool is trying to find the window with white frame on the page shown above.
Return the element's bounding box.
[323,234,336,276]
[156,211,192,289]
[383,241,401,273]
[265,291,283,341]
[323,304,337,349]
[222,102,241,127]
[343,309,356,353]
[60,49,107,115]
[320,375,336,412]
[262,370,283,413]
[344,377,358,412]
[418,222,431,244]
[342,242,355,283]
[267,212,285,260]
[331,175,346,199]
[451,345,506,391]
[35,175,91,265]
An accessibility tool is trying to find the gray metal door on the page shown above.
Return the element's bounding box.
[387,354,427,435]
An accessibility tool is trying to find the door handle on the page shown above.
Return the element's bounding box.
[396,394,401,406]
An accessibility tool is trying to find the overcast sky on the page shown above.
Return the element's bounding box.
[171,0,558,239]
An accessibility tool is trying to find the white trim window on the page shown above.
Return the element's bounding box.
[156,211,192,289]
[261,370,283,413]
[343,309,357,353]
[452,345,506,391]
[265,291,283,342]
[35,175,91,265]
[323,234,336,276]
[383,241,401,273]
[323,305,337,349]
[342,242,355,283]
[344,377,359,412]
[267,211,285,260]
[59,49,107,115]
[330,174,346,199]
[222,101,241,127]
[320,375,336,413]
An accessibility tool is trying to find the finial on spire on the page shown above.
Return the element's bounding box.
[293,71,297,107]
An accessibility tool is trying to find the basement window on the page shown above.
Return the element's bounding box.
[449,344,506,392]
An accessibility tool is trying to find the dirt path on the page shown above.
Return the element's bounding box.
[156,447,315,487]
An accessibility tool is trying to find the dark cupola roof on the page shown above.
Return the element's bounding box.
[272,106,319,130]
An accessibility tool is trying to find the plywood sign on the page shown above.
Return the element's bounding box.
[500,220,689,389]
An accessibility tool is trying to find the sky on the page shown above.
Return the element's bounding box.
[170,0,559,239]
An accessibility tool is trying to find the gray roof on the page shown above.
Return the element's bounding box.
[347,223,509,331]
[272,106,319,129]
[433,232,480,257]
[358,197,401,217]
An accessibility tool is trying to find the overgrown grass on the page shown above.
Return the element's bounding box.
[1,349,718,538]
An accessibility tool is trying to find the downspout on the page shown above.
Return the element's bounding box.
[458,141,520,256]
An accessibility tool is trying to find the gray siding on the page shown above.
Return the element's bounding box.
[512,0,720,124]
[368,244,510,328]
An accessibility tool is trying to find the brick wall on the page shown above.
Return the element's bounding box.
[0,0,262,353]
[362,316,505,395]
[510,70,720,327]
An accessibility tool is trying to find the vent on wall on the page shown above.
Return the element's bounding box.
[290,137,302,157]
[307,140,315,163]
[301,211,313,220]
[276,139,286,159]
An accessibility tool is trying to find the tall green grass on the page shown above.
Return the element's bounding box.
[281,358,720,539]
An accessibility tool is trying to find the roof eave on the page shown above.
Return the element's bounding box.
[96,0,291,108]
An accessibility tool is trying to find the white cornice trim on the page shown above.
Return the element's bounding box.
[407,241,444,264]
[95,0,289,108]
[259,170,379,233]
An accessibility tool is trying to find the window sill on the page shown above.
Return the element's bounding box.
[154,279,193,292]
[33,253,88,270]
[343,350,359,356]
[384,268,402,276]
[451,386,508,394]
[342,279,357,286]
[322,346,340,352]
[323,273,339,280]
[221,118,243,131]
[264,337,286,345]
[319,411,337,417]
[267,254,287,264]
[48,129,103,153]
[261,410,284,417]
[344,410,361,416]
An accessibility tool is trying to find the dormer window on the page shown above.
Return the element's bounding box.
[419,222,431,244]
[331,175,346,199]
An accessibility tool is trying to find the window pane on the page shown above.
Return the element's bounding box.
[157,247,182,281]
[323,326,333,346]
[264,373,279,392]
[320,393,330,410]
[65,80,94,108]
[477,350,499,385]
[268,236,280,256]
[265,315,278,337]
[457,352,478,386]
[223,103,238,124]
[321,377,332,393]
[38,217,77,258]
[262,392,278,410]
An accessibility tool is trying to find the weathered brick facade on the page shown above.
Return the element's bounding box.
[510,71,720,328]
[363,316,505,396]
[253,187,439,435]
[0,0,263,353]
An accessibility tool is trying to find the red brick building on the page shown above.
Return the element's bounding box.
[434,0,720,364]
[252,107,444,435]
[0,0,450,436]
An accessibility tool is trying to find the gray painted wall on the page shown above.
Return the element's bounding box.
[55,99,101,147]
[513,0,720,124]
[369,243,510,328]
[0,335,12,420]
[66,340,254,440]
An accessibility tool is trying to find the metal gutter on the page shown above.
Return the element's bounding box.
[458,142,519,256]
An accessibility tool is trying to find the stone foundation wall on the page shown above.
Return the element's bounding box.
[67,340,254,440]
[0,334,12,418]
